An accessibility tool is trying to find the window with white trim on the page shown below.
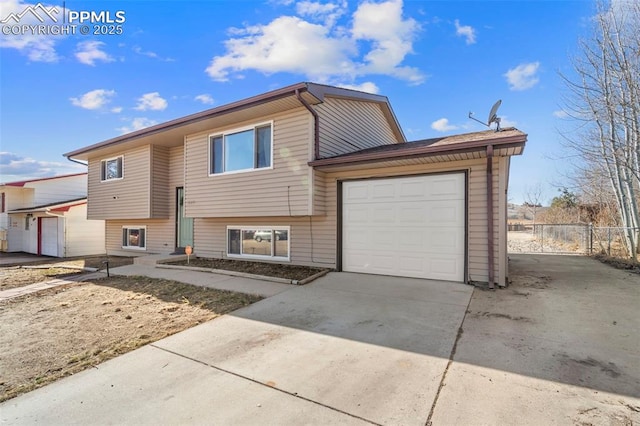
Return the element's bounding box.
[122,226,146,250]
[101,156,123,181]
[210,123,272,174]
[227,226,289,260]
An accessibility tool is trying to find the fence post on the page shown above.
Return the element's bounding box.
[608,228,611,255]
[541,224,544,253]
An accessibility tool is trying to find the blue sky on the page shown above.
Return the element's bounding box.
[0,0,596,204]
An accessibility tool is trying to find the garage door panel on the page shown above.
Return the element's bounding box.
[343,174,465,282]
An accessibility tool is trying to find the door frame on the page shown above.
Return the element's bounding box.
[175,187,194,249]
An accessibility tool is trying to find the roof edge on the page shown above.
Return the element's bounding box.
[8,197,87,213]
[1,172,87,187]
[308,132,527,168]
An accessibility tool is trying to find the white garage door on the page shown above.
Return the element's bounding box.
[41,217,59,257]
[342,173,465,282]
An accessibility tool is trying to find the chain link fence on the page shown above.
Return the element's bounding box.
[509,224,640,259]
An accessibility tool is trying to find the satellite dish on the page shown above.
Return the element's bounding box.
[468,99,503,132]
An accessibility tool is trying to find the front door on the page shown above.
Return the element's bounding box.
[176,187,194,249]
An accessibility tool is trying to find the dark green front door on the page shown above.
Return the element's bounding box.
[176,187,193,248]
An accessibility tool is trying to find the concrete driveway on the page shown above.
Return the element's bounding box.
[2,255,639,425]
[1,272,473,425]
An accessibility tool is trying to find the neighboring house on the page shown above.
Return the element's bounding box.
[64,83,527,287]
[0,173,105,257]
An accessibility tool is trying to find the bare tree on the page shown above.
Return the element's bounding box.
[523,183,544,226]
[561,0,640,258]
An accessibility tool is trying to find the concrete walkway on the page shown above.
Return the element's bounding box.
[0,272,107,302]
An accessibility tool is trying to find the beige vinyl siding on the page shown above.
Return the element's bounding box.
[102,145,186,255]
[194,216,336,267]
[312,170,327,215]
[323,157,503,283]
[150,146,170,218]
[188,157,506,282]
[184,108,313,218]
[315,98,401,158]
[87,146,151,220]
[105,219,175,255]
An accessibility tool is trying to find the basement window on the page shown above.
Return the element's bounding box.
[122,226,146,250]
[227,226,289,260]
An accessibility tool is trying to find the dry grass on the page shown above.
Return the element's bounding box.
[0,275,261,402]
[593,253,640,273]
[0,256,135,291]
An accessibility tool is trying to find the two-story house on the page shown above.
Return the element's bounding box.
[1,173,105,257]
[64,83,526,287]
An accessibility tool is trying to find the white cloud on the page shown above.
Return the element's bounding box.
[117,117,158,134]
[336,81,379,94]
[0,0,62,62]
[132,45,174,62]
[504,62,540,91]
[134,92,168,111]
[431,118,458,132]
[296,0,347,26]
[70,89,116,110]
[454,19,476,44]
[75,40,114,66]
[500,116,517,128]
[111,106,123,113]
[0,151,85,182]
[194,94,215,105]
[351,0,423,83]
[206,0,423,85]
[553,109,569,118]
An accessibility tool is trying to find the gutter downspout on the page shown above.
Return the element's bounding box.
[295,89,320,160]
[486,145,495,289]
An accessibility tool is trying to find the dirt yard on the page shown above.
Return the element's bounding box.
[168,257,329,281]
[0,256,135,291]
[0,269,261,402]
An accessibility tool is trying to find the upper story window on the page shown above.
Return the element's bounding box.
[100,156,123,181]
[209,123,272,175]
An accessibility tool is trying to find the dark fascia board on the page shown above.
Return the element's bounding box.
[8,197,87,213]
[65,82,406,159]
[64,82,312,159]
[309,133,527,168]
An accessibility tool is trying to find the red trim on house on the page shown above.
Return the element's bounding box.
[50,201,86,213]
[3,172,87,187]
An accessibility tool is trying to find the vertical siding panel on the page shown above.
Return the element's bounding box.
[315,98,401,158]
[103,144,186,256]
[151,146,170,218]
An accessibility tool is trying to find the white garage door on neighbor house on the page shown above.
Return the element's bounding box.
[342,173,465,281]
[40,217,59,257]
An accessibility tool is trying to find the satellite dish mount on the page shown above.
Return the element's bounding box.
[468,100,502,132]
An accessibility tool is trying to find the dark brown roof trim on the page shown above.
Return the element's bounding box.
[308,133,526,168]
[8,197,87,212]
[64,82,402,159]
